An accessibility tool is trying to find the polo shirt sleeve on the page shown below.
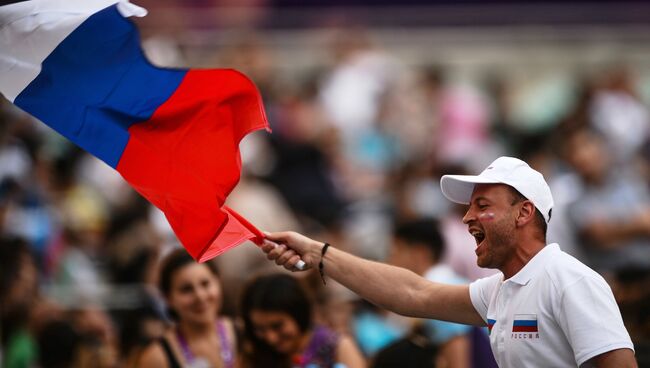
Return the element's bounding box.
[556,275,635,366]
[469,273,501,323]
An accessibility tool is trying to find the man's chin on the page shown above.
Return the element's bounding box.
[476,258,494,269]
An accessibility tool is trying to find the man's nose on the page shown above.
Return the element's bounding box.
[462,207,474,224]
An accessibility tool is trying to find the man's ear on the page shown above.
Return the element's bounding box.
[516,201,536,227]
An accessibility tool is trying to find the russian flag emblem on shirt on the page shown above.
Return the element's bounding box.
[512,314,538,333]
[487,319,496,334]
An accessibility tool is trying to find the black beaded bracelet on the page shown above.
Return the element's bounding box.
[318,243,331,285]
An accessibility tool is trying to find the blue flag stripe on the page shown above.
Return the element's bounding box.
[14,4,186,168]
[513,320,538,327]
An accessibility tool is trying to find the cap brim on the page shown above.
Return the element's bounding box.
[440,175,500,204]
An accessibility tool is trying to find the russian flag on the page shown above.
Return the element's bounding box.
[0,0,268,262]
[487,318,496,335]
[512,314,538,333]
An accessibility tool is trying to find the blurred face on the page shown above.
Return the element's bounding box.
[565,130,609,182]
[250,310,303,355]
[7,254,38,307]
[167,263,221,325]
[463,184,519,270]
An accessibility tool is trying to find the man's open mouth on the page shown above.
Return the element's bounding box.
[471,229,486,246]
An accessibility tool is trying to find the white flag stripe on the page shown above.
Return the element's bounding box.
[514,314,537,321]
[0,0,146,102]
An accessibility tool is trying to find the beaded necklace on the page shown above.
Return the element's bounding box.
[176,320,235,368]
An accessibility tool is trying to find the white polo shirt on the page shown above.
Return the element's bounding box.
[469,243,634,367]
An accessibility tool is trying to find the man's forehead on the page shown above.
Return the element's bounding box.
[469,183,511,200]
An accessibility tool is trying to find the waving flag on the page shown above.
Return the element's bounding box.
[0,0,268,261]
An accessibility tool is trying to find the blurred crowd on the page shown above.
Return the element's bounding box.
[2,10,650,367]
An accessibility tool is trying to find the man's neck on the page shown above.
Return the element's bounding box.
[501,240,545,279]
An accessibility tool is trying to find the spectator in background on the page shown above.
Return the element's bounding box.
[118,306,167,367]
[589,67,650,164]
[37,319,82,368]
[0,109,53,266]
[46,148,110,305]
[561,126,650,274]
[1,236,38,368]
[265,82,346,231]
[36,308,118,368]
[240,273,365,368]
[104,203,169,365]
[0,236,57,368]
[219,145,303,315]
[37,311,119,368]
[68,308,119,367]
[370,325,438,368]
[433,73,494,170]
[138,249,237,368]
[318,29,394,151]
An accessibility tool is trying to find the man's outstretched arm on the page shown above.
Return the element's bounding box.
[262,231,484,326]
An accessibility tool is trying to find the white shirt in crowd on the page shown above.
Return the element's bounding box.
[469,243,634,367]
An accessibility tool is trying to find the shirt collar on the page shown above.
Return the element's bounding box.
[506,243,560,286]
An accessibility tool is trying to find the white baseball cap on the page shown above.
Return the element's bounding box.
[440,156,554,222]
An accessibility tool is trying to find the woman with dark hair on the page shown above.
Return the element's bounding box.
[240,273,365,368]
[138,248,236,368]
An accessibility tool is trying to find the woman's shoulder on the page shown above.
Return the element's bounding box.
[138,339,170,368]
[137,332,180,368]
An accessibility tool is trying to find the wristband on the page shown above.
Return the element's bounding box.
[319,243,331,285]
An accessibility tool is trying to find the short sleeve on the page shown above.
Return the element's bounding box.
[469,273,501,323]
[556,275,634,366]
